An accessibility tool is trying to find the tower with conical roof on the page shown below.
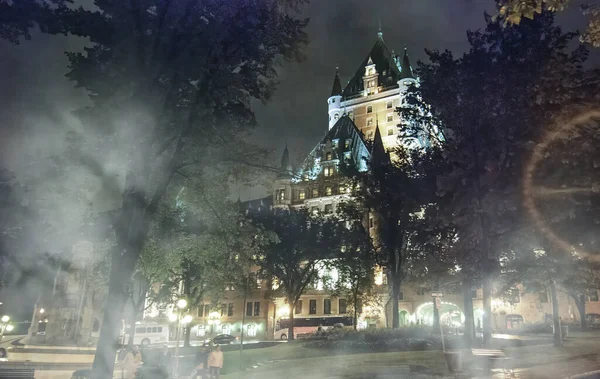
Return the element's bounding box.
[324,29,420,152]
[328,68,343,130]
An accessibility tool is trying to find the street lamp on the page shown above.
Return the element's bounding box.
[0,315,11,343]
[172,299,188,379]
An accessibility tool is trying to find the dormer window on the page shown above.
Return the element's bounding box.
[325,152,332,161]
[324,167,333,177]
[367,105,373,113]
[299,190,306,200]
[344,139,350,149]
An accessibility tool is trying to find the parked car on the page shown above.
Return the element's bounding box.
[204,334,238,345]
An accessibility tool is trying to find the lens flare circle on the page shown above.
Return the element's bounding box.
[523,109,600,259]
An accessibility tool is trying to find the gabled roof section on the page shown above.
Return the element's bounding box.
[297,116,370,179]
[342,38,402,98]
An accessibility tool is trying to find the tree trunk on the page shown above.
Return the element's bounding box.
[91,251,135,379]
[550,279,562,347]
[287,302,295,340]
[482,274,493,347]
[91,173,149,379]
[575,294,587,330]
[127,302,136,348]
[390,277,401,329]
[462,278,475,347]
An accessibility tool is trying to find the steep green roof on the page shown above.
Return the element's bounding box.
[400,48,414,79]
[298,116,370,178]
[342,38,401,97]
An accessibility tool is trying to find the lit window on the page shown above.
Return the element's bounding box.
[344,139,350,149]
[367,118,373,126]
[367,105,373,113]
[326,152,332,161]
[247,324,257,337]
[276,189,285,201]
[312,189,319,197]
[324,204,333,213]
[344,152,351,161]
[339,186,345,194]
[370,80,375,87]
[387,115,393,122]
[332,140,338,148]
[324,167,333,177]
[387,101,393,109]
[326,187,332,196]
[299,190,306,200]
[388,128,394,136]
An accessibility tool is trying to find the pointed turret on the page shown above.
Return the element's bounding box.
[371,123,388,165]
[330,67,342,97]
[328,68,343,130]
[280,144,292,175]
[400,47,414,79]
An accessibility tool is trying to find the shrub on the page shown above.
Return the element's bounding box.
[303,327,438,352]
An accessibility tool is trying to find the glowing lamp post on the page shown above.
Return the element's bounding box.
[0,315,12,343]
[172,299,188,379]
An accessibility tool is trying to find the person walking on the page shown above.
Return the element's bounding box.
[189,346,209,379]
[123,345,142,379]
[207,345,223,379]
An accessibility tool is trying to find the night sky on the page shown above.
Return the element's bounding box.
[0,0,595,200]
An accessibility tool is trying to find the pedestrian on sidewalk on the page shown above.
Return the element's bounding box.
[207,345,223,379]
[123,345,142,379]
[189,346,209,379]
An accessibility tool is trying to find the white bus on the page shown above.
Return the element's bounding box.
[121,322,169,346]
[274,316,352,340]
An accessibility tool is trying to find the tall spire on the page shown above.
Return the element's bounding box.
[279,143,292,176]
[330,67,342,97]
[378,18,383,40]
[371,123,387,164]
[400,46,414,79]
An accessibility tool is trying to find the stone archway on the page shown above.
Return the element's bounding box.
[415,302,464,327]
[399,310,409,326]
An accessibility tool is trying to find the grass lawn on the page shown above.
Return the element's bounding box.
[220,335,600,378]
[221,342,446,376]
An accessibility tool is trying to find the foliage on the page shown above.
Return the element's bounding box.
[1,0,309,374]
[495,0,600,47]
[250,207,343,338]
[400,10,599,343]
[331,201,376,329]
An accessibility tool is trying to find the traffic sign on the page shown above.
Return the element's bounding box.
[431,291,443,297]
